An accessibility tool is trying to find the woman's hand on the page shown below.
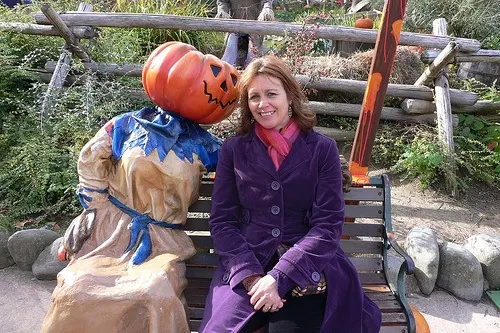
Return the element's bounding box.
[248,274,285,312]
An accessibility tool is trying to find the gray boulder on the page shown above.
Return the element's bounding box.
[386,250,420,295]
[7,229,59,271]
[33,237,68,280]
[436,242,483,301]
[405,227,439,295]
[464,234,500,289]
[0,231,15,268]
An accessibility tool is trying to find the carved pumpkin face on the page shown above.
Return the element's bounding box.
[142,41,240,124]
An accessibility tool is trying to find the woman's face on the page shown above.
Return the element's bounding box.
[247,74,291,131]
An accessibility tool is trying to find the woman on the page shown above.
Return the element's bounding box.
[200,56,382,332]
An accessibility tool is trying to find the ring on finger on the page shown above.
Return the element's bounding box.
[264,306,271,312]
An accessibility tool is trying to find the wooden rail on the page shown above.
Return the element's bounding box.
[421,49,500,64]
[44,61,479,106]
[0,22,96,38]
[33,12,482,52]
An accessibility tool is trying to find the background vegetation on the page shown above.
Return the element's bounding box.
[0,0,499,232]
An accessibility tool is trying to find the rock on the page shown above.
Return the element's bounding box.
[386,251,421,295]
[32,237,68,280]
[405,227,439,295]
[436,242,483,301]
[464,234,500,289]
[483,278,490,292]
[0,231,15,269]
[7,229,59,271]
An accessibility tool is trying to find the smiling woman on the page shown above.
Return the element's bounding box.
[247,74,291,131]
[142,41,240,124]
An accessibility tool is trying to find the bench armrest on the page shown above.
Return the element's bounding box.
[386,232,415,275]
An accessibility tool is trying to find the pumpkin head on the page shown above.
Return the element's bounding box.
[354,17,373,29]
[142,41,240,124]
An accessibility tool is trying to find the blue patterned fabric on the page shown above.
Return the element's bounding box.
[110,107,222,172]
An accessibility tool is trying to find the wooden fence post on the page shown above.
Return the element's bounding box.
[433,18,458,197]
[41,3,92,119]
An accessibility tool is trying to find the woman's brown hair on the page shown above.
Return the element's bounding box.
[236,56,316,135]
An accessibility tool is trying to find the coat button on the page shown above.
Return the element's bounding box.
[311,272,321,282]
[271,181,280,190]
[271,228,281,238]
[222,273,229,282]
[271,206,280,215]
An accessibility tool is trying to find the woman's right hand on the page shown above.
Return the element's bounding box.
[248,275,285,312]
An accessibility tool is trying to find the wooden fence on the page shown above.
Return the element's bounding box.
[1,2,499,146]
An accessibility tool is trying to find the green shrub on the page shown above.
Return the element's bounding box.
[392,131,447,189]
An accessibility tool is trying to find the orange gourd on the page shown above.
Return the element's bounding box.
[410,305,431,333]
[142,41,240,124]
[354,17,374,29]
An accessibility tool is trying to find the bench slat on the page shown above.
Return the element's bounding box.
[186,313,408,332]
[198,183,384,202]
[186,307,406,323]
[189,236,383,255]
[187,201,384,219]
[345,205,384,218]
[380,327,409,333]
[188,322,410,333]
[186,253,382,272]
[198,182,214,197]
[184,220,384,237]
[375,300,403,312]
[343,187,384,201]
[358,272,387,284]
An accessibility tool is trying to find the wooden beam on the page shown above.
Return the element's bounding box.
[41,3,93,118]
[43,61,478,106]
[33,12,481,52]
[40,3,91,62]
[314,127,356,141]
[421,49,500,64]
[0,22,95,38]
[114,88,459,126]
[308,101,458,126]
[402,99,500,115]
[433,18,457,197]
[414,41,460,86]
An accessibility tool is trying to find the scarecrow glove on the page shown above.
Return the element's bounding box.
[258,7,274,21]
[216,0,231,19]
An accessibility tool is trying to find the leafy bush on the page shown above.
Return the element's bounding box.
[392,130,447,189]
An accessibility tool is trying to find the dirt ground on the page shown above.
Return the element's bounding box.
[378,170,500,245]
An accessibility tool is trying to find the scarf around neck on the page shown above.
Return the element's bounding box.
[255,119,301,170]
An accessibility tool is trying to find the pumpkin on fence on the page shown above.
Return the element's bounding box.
[142,41,240,124]
[354,17,373,29]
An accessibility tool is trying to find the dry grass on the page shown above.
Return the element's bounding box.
[296,46,423,84]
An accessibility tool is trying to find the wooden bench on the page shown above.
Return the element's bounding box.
[183,174,416,333]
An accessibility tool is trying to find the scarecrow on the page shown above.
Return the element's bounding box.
[216,0,274,68]
[41,42,240,333]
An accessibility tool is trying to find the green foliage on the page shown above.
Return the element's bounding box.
[371,124,407,167]
[405,0,500,48]
[111,0,223,56]
[0,70,147,229]
[392,131,447,189]
[460,79,500,102]
[454,114,500,184]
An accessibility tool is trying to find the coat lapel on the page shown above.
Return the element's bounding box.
[245,132,278,178]
[278,131,314,178]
